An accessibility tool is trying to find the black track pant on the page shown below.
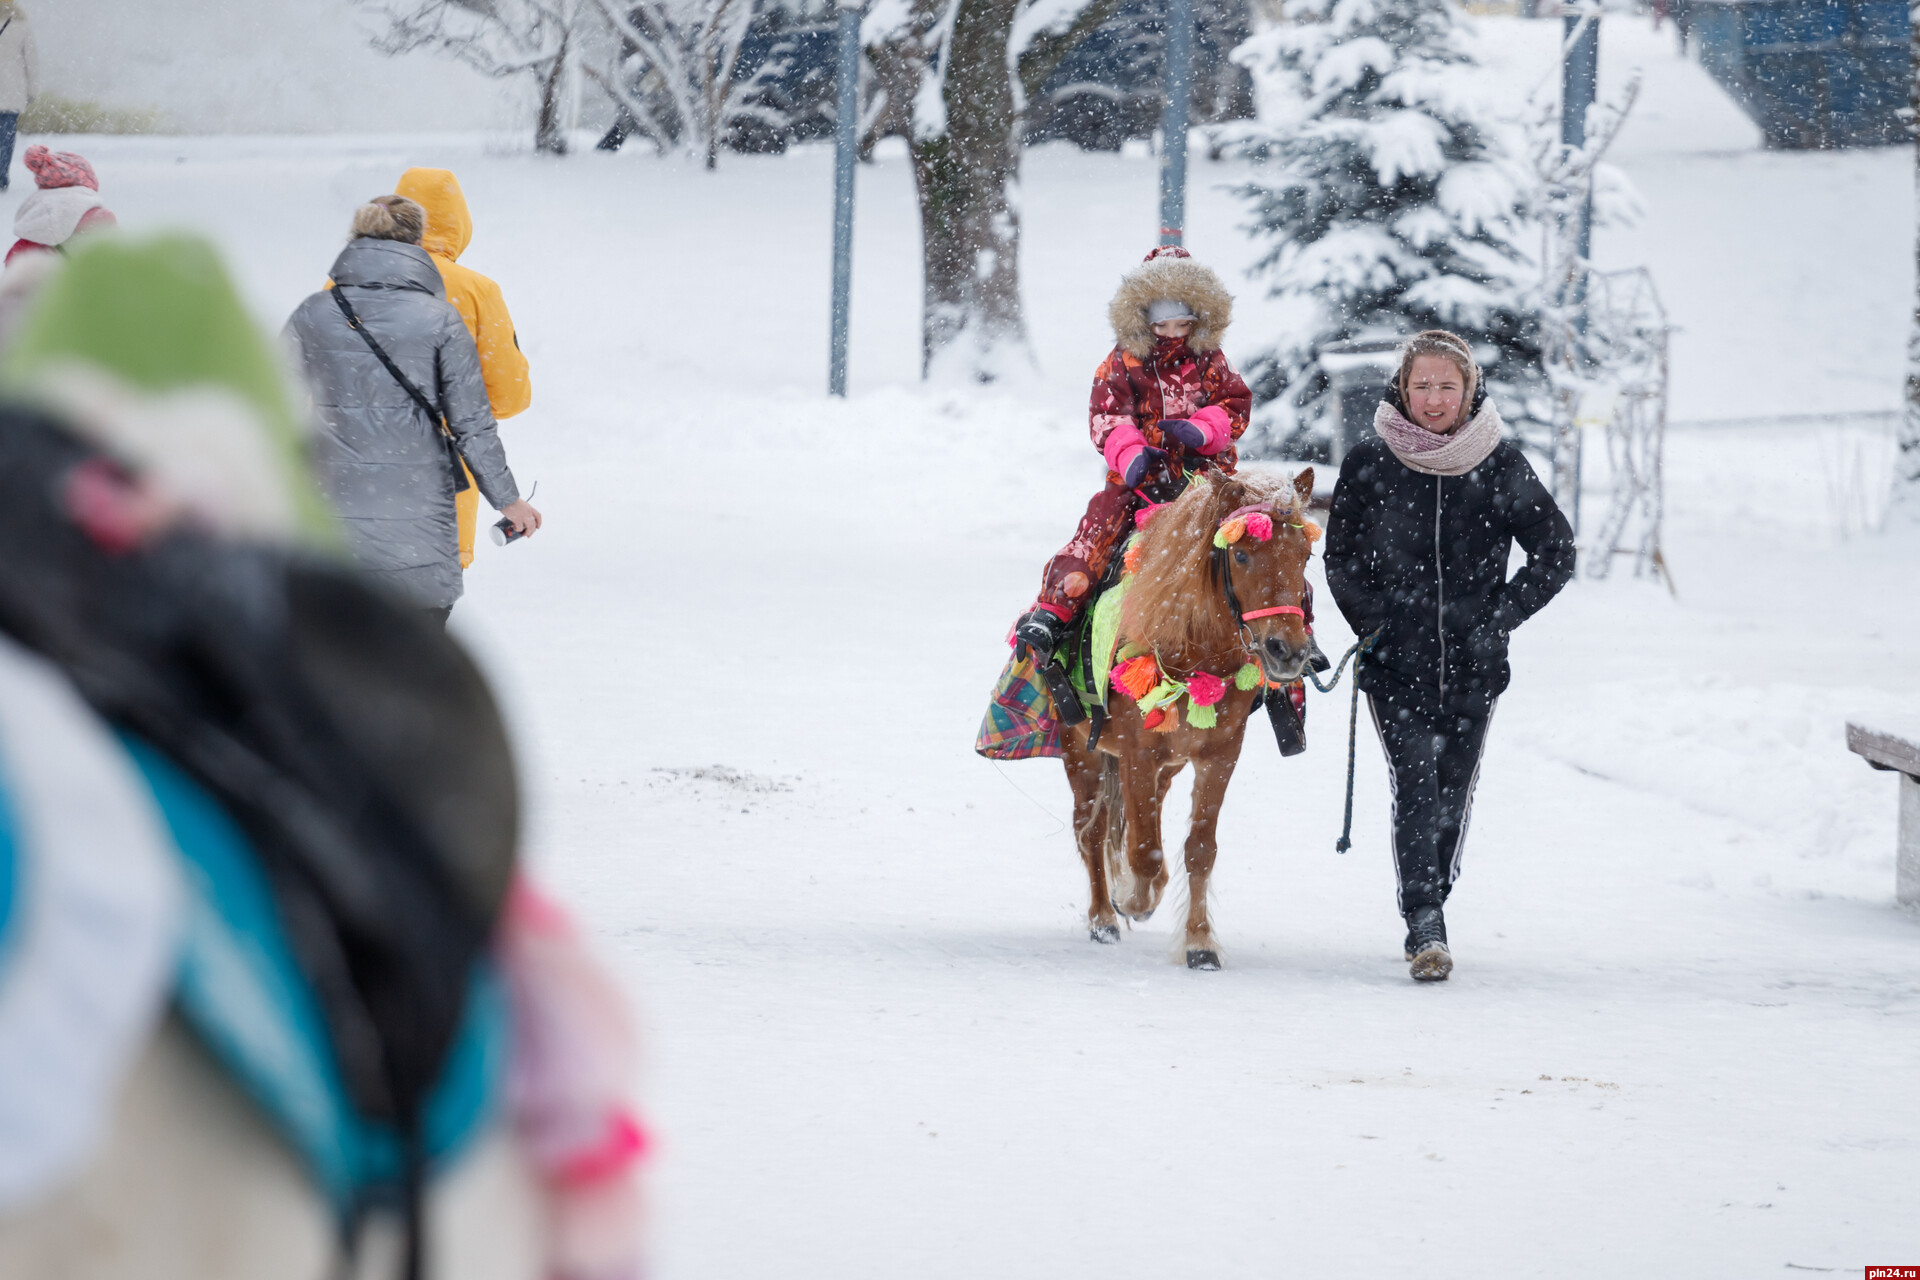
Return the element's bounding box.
[1367,694,1496,917]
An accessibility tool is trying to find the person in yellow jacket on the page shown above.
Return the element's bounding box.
[394,167,531,568]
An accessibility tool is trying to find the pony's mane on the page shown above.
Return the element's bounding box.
[1120,472,1303,655]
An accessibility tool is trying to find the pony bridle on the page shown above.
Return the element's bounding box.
[1212,502,1307,662]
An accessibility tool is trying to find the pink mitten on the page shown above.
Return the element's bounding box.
[1101,423,1148,476]
[1188,405,1232,455]
[499,878,649,1280]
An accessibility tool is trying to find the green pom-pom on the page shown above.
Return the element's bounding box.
[1186,699,1218,729]
[1234,663,1262,691]
[1140,679,1183,712]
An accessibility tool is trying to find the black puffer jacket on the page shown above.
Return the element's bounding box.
[1326,433,1575,718]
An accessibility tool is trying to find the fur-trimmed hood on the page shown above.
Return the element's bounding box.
[1108,247,1234,359]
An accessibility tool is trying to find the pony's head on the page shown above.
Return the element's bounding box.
[1121,469,1317,679]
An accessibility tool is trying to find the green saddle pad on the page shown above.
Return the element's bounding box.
[1063,570,1132,713]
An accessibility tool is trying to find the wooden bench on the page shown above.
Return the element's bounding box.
[1846,721,1920,907]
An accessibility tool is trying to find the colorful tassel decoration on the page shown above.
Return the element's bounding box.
[1123,541,1144,576]
[1186,699,1218,729]
[1142,707,1168,731]
[1245,512,1273,542]
[1149,707,1179,733]
[1301,519,1322,543]
[1111,655,1160,701]
[1234,663,1263,692]
[1186,670,1226,707]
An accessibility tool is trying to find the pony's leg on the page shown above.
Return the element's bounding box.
[1112,754,1173,921]
[1180,753,1239,970]
[1064,745,1120,943]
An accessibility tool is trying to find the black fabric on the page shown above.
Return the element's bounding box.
[331,286,471,495]
[1369,694,1495,916]
[1255,685,1306,757]
[0,407,518,1264]
[1325,434,1574,719]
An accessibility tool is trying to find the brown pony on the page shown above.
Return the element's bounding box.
[1062,468,1316,969]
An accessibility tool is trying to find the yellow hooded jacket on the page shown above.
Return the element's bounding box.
[395,167,531,567]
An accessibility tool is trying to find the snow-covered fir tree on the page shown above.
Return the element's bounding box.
[1229,0,1545,456]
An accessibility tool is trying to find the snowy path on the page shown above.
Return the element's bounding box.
[40,18,1920,1272]
[461,406,1920,1278]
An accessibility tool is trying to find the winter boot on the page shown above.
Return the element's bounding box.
[1405,905,1451,982]
[1012,607,1072,661]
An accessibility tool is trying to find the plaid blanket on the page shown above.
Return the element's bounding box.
[974,651,1062,760]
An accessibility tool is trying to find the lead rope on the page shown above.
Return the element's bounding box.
[1296,628,1381,854]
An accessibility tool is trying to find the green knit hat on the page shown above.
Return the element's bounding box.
[1,234,336,545]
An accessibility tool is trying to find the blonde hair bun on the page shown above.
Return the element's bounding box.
[350,194,426,245]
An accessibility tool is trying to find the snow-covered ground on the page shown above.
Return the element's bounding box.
[25,14,1920,1275]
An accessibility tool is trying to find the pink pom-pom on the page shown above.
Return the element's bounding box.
[1186,671,1226,707]
[1246,512,1273,542]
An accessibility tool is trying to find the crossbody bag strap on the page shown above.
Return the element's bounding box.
[329,286,470,495]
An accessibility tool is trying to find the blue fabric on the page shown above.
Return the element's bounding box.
[118,735,507,1212]
[0,762,16,971]
[0,114,16,191]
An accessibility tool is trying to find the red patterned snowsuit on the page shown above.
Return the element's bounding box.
[1036,337,1252,614]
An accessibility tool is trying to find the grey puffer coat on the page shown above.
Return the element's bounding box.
[285,238,519,610]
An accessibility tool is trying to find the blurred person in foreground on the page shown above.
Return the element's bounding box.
[285,194,541,627]
[1324,330,1574,983]
[395,166,532,571]
[0,235,643,1279]
[0,1,36,191]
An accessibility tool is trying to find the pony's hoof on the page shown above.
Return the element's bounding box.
[1089,922,1121,944]
[1186,949,1221,971]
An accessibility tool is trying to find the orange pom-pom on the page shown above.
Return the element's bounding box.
[1111,655,1160,701]
[1301,519,1322,543]
[1123,542,1143,575]
[1149,707,1179,732]
[1219,517,1247,544]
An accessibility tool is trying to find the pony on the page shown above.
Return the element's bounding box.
[1060,468,1316,969]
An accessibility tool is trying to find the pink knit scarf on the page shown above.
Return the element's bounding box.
[1372,399,1503,477]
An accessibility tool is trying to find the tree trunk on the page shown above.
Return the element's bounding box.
[535,26,572,155]
[906,0,1030,381]
[869,0,1124,379]
[1901,0,1920,520]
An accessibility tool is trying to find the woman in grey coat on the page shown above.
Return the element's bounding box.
[286,196,541,620]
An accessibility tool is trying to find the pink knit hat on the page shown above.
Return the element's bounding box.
[24,146,100,193]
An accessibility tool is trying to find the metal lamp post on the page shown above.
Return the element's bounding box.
[1158,0,1194,246]
[828,0,863,397]
[1561,7,1598,323]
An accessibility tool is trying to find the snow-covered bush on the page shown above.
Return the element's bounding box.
[587,0,790,169]
[362,0,601,154]
[1519,60,1647,491]
[1227,0,1546,458]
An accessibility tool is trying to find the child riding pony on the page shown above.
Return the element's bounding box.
[1011,245,1252,659]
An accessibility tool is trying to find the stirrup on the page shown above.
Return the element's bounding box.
[1035,656,1088,726]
